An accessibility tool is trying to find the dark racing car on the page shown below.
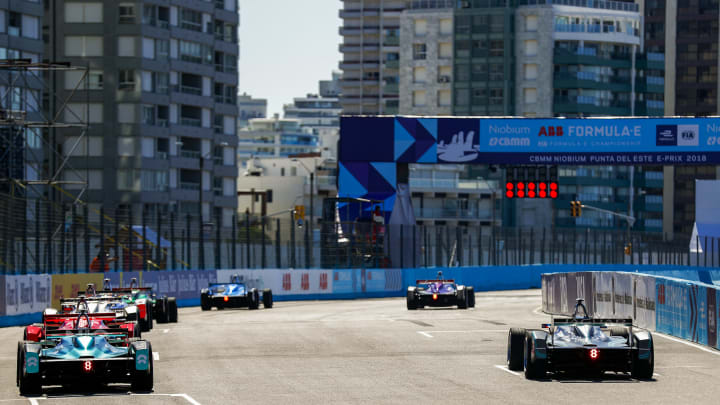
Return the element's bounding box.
[406,272,475,310]
[200,274,273,310]
[507,299,654,380]
[16,310,153,395]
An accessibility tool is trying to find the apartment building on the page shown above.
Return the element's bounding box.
[46,0,240,226]
[237,118,319,163]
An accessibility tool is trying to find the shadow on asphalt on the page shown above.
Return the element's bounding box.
[31,384,151,398]
[540,373,657,383]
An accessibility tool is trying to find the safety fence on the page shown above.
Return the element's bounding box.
[543,270,720,350]
[0,194,699,273]
[4,264,720,328]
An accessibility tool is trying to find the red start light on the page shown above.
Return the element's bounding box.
[539,182,547,190]
[550,190,558,199]
[517,190,525,198]
[224,296,229,302]
[432,293,438,300]
[83,360,93,372]
[528,182,536,190]
[539,191,547,198]
[517,182,525,190]
[550,182,558,191]
[506,190,514,199]
[528,191,536,198]
[506,182,514,190]
[589,348,599,360]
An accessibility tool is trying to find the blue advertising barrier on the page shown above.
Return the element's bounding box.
[4,264,720,328]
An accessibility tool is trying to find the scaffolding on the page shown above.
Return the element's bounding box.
[0,58,90,273]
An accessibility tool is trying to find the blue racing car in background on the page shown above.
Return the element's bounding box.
[406,271,475,310]
[200,274,273,310]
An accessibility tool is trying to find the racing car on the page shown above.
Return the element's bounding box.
[200,274,273,310]
[16,309,153,395]
[406,272,475,310]
[506,299,654,380]
[25,297,142,342]
[103,278,178,331]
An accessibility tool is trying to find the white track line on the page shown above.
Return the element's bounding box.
[172,393,202,405]
[495,365,522,376]
[27,400,40,405]
[153,352,160,361]
[163,329,169,334]
[417,329,506,338]
[654,332,720,356]
[532,306,546,316]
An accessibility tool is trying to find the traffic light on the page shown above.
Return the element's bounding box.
[294,205,305,220]
[570,201,582,217]
[505,165,557,199]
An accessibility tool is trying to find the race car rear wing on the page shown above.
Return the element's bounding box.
[416,279,455,284]
[551,318,633,326]
[208,282,245,287]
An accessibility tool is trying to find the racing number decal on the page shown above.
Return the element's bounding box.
[589,349,599,360]
[83,360,93,372]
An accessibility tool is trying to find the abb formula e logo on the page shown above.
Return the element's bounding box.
[538,126,564,137]
[319,273,328,290]
[282,273,291,291]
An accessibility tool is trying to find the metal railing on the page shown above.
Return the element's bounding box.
[0,192,700,274]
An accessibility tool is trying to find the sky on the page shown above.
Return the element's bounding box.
[239,1,342,118]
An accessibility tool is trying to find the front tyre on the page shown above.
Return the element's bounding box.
[248,289,260,310]
[167,298,178,322]
[200,293,212,311]
[467,287,475,308]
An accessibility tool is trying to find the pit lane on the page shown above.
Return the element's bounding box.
[1,290,720,404]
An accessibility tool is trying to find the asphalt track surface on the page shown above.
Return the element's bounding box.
[2,290,720,404]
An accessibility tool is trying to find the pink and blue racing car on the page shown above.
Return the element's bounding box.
[406,272,475,310]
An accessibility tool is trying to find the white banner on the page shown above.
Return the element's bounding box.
[4,275,52,316]
[215,269,333,296]
[632,274,656,330]
[593,272,614,318]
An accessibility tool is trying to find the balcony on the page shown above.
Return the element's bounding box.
[383,36,399,47]
[554,48,632,68]
[519,0,638,12]
[384,60,399,69]
[409,178,497,192]
[180,117,202,127]
[553,71,631,92]
[177,85,202,96]
[316,175,337,190]
[180,150,201,159]
[554,96,631,115]
[383,83,399,94]
[180,181,200,190]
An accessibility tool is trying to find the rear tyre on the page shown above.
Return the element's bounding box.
[457,288,468,309]
[524,331,547,379]
[139,316,150,332]
[167,298,178,322]
[507,328,526,371]
[200,293,212,311]
[18,345,41,396]
[131,342,154,392]
[16,342,22,387]
[262,289,273,309]
[406,287,418,310]
[248,289,260,310]
[155,298,168,324]
[631,335,654,379]
[467,287,475,308]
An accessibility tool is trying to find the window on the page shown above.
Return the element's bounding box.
[180,41,212,64]
[414,19,427,36]
[472,88,487,105]
[156,72,169,94]
[142,105,156,125]
[64,103,103,123]
[117,104,136,123]
[438,66,452,83]
[214,114,223,133]
[118,69,136,90]
[440,18,452,35]
[413,67,427,83]
[413,90,427,107]
[180,9,202,32]
[223,23,236,43]
[525,15,538,32]
[63,170,103,190]
[118,3,135,24]
[118,36,135,57]
[156,39,169,59]
[524,88,538,104]
[8,12,19,36]
[63,137,103,156]
[117,170,140,191]
[524,40,538,56]
[21,15,39,39]
[524,64,538,80]
[439,42,452,59]
[142,171,168,192]
[65,36,103,57]
[65,69,103,90]
[413,43,427,60]
[438,90,451,107]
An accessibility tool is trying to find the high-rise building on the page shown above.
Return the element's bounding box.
[237,118,319,162]
[237,93,267,129]
[283,72,342,159]
[0,1,44,199]
[339,0,405,115]
[45,0,240,226]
